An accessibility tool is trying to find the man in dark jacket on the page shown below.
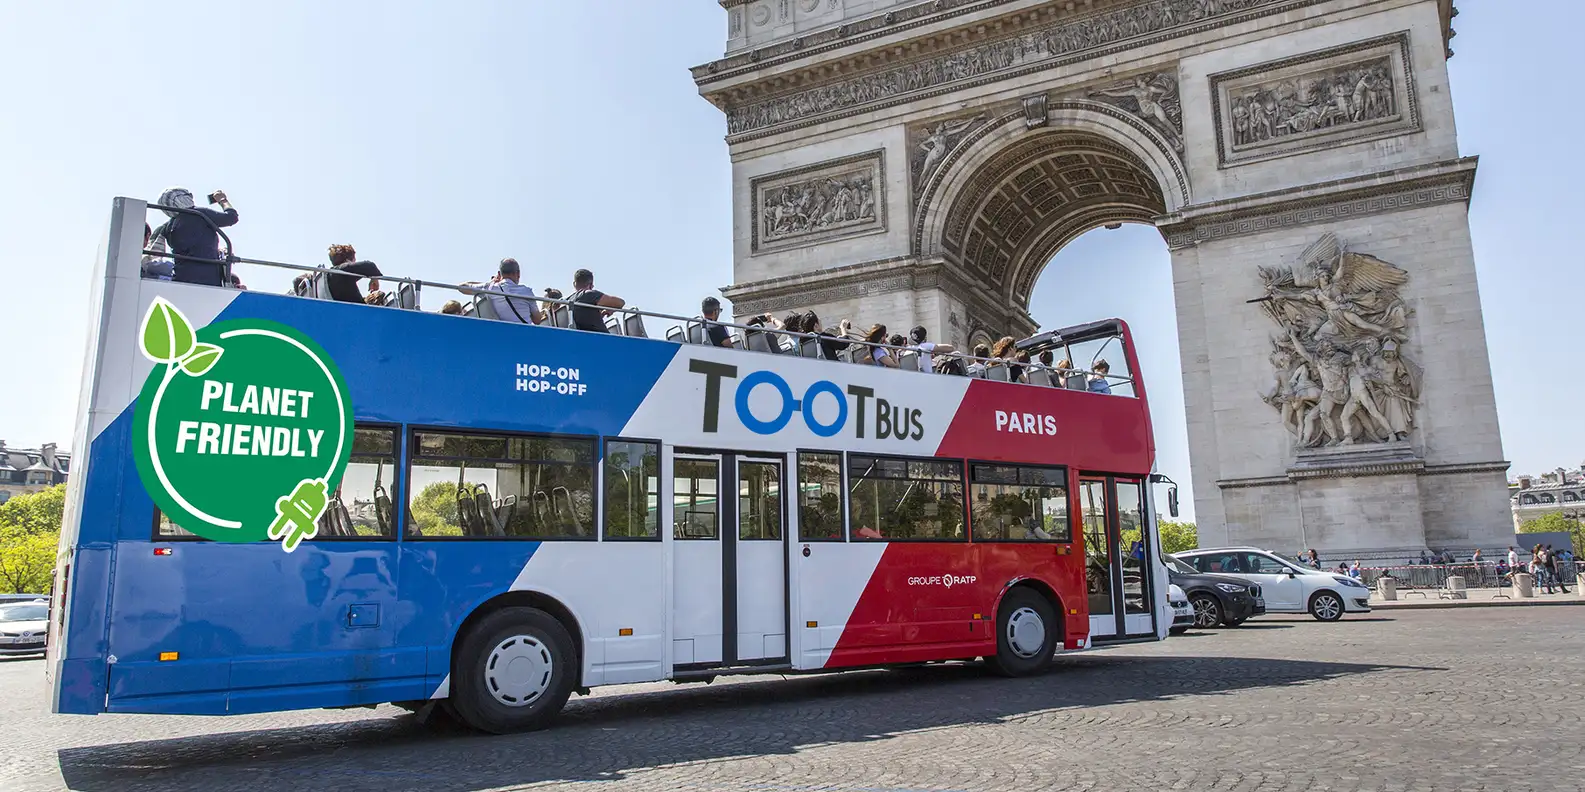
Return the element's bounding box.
[153,187,238,286]
[323,244,383,303]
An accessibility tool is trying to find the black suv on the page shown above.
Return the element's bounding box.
[1165,555,1266,628]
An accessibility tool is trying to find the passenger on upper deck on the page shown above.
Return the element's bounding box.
[440,300,464,315]
[152,187,238,286]
[966,344,991,378]
[323,245,383,304]
[569,269,624,333]
[746,313,788,353]
[801,312,849,361]
[863,324,897,368]
[467,258,544,324]
[140,223,173,281]
[1088,359,1114,394]
[700,297,734,348]
[908,325,954,373]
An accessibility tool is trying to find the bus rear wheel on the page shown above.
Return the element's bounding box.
[988,588,1057,677]
[450,606,577,734]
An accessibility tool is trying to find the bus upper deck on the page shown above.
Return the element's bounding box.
[48,197,1168,732]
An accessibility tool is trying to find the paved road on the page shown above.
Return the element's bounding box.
[4,608,1582,792]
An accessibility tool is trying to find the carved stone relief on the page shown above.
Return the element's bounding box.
[908,112,990,198]
[1255,233,1420,448]
[1021,94,1049,129]
[751,150,885,254]
[723,0,1296,137]
[1086,72,1183,152]
[1212,33,1420,167]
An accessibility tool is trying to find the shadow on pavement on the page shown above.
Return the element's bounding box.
[56,653,1439,792]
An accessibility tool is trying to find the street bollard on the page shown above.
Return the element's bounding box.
[1513,572,1534,598]
[1377,576,1398,601]
[1445,575,1467,600]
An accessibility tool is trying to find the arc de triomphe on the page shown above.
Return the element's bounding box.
[692,0,1511,555]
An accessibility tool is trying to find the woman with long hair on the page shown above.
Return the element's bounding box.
[864,324,898,367]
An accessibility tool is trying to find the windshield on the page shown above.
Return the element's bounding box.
[1165,556,1196,575]
[0,604,48,621]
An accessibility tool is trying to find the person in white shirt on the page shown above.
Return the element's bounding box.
[465,258,545,324]
[1507,545,1519,571]
[908,325,955,373]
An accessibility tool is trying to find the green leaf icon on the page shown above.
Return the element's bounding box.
[140,297,196,363]
[179,343,224,376]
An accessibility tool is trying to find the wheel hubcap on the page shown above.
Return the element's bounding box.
[484,634,553,707]
[1193,598,1219,627]
[1006,606,1047,658]
[1317,596,1340,620]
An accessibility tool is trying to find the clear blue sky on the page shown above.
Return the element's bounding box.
[1,2,1577,524]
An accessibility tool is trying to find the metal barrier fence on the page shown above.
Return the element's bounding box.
[138,201,1140,392]
[1353,560,1580,594]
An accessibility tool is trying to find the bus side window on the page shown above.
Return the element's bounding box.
[968,463,1070,542]
[152,423,399,541]
[847,454,966,542]
[604,440,659,540]
[797,452,844,542]
[406,430,596,539]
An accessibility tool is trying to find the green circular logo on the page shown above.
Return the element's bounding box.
[132,298,353,550]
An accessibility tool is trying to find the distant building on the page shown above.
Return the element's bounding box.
[1509,465,1585,531]
[0,441,70,503]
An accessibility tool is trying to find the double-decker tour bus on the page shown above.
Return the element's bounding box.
[47,197,1175,733]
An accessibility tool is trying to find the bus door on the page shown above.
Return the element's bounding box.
[670,450,789,670]
[1079,475,1156,640]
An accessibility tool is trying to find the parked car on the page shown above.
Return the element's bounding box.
[0,600,49,656]
[1172,547,1372,621]
[1165,555,1266,628]
[1167,583,1195,635]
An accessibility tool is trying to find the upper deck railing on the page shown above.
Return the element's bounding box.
[132,199,1138,395]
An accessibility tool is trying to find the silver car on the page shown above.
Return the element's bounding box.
[0,600,49,656]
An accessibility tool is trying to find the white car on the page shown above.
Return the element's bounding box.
[1171,547,1371,621]
[0,600,49,656]
[1167,583,1195,635]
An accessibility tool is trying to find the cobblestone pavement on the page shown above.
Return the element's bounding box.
[4,608,1582,792]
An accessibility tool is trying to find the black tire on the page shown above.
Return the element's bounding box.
[988,587,1057,677]
[1222,615,1248,628]
[1190,594,1222,629]
[1308,591,1345,622]
[449,606,577,734]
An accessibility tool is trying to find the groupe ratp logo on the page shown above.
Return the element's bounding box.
[688,359,924,440]
[131,297,354,552]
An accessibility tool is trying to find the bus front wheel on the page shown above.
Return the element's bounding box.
[450,606,577,734]
[988,587,1057,677]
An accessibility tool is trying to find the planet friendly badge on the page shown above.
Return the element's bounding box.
[132,297,353,552]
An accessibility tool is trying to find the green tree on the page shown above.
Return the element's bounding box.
[410,480,468,537]
[1119,519,1198,555]
[0,484,67,535]
[1158,519,1199,554]
[1520,512,1584,556]
[0,530,56,594]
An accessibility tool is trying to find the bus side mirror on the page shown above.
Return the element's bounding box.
[1168,486,1179,518]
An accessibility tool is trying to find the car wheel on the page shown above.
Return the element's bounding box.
[1222,615,1247,628]
[1308,591,1344,622]
[449,606,577,734]
[1190,594,1221,628]
[988,587,1057,677]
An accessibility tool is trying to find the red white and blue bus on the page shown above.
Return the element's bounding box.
[47,197,1175,733]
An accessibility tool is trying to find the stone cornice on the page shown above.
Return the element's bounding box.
[1157,157,1478,249]
[721,255,1017,328]
[703,0,1345,140]
[1422,460,1511,477]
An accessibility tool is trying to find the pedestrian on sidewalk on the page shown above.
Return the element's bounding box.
[1544,544,1570,593]
[1531,545,1555,594]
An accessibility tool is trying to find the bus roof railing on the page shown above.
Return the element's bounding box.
[137,202,1135,391]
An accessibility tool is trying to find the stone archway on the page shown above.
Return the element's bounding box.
[911,101,1189,340]
[697,0,1509,557]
